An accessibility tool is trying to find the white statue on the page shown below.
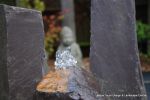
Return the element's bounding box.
[57,26,83,67]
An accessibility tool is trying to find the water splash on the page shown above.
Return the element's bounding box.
[55,47,77,69]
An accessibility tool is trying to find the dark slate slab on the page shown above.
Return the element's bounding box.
[35,66,101,100]
[90,0,147,100]
[0,5,44,100]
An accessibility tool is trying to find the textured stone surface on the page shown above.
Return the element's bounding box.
[36,67,101,100]
[90,0,147,100]
[0,5,44,100]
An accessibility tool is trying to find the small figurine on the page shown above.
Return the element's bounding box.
[57,26,83,67]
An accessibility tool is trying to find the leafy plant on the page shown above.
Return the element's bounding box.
[44,13,63,57]
[136,21,150,42]
[34,0,45,11]
[136,21,150,57]
[17,0,45,11]
[45,34,59,57]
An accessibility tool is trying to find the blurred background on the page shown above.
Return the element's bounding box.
[0,0,150,98]
[8,0,150,72]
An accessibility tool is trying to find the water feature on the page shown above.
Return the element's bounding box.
[143,72,150,99]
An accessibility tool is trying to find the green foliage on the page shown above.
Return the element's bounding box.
[136,21,150,57]
[140,53,150,62]
[45,34,59,57]
[148,52,150,57]
[79,42,90,47]
[17,0,44,11]
[17,0,31,8]
[43,13,62,57]
[0,0,16,6]
[136,21,150,42]
[34,0,45,11]
[45,36,54,57]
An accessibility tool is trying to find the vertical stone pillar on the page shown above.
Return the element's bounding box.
[0,5,44,100]
[61,0,76,37]
[90,0,147,99]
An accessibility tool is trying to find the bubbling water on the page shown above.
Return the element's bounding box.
[55,47,77,69]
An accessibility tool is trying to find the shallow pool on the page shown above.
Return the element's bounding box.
[143,72,150,99]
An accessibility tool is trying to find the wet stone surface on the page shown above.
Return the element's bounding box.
[36,66,102,100]
[0,5,44,100]
[90,0,147,100]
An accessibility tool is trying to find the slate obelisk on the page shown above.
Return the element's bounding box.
[0,5,44,100]
[90,0,147,100]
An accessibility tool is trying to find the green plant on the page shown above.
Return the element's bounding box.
[17,0,30,8]
[34,0,45,11]
[45,34,59,57]
[17,0,45,11]
[44,13,63,57]
[136,21,150,42]
[148,47,150,57]
[136,21,150,57]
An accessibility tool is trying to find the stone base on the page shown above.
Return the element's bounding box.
[35,67,101,100]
